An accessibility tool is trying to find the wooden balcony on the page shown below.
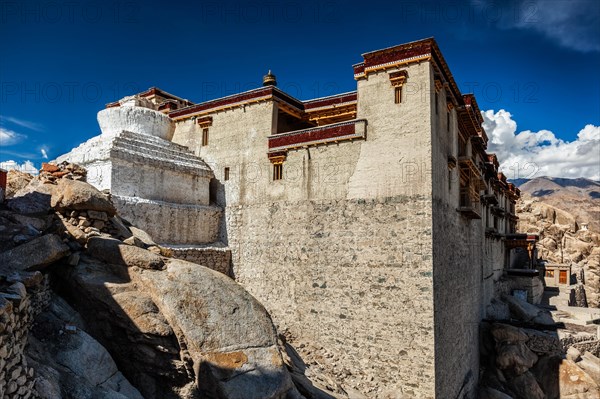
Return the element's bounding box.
[481,193,498,205]
[458,185,481,219]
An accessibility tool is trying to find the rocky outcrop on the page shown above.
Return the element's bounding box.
[56,249,298,398]
[5,170,32,198]
[7,179,56,215]
[86,236,165,270]
[480,320,600,399]
[51,178,116,215]
[0,234,70,272]
[502,294,555,326]
[1,165,301,399]
[132,258,296,398]
[517,198,600,308]
[26,294,144,399]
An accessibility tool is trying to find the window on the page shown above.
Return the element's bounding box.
[202,128,209,146]
[394,86,402,104]
[559,270,568,284]
[273,163,283,180]
[224,167,230,181]
[545,270,554,278]
[435,91,439,114]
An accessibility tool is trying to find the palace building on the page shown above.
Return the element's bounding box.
[58,38,533,398]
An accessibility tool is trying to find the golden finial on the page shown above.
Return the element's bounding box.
[263,70,277,87]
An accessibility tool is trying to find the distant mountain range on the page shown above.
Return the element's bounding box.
[511,177,600,231]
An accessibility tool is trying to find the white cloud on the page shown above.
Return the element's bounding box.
[0,160,38,174]
[0,127,26,146]
[41,148,48,159]
[482,109,600,180]
[512,0,600,52]
[0,116,44,132]
[471,0,600,53]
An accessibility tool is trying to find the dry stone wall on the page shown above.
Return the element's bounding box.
[0,273,51,399]
[226,195,435,397]
[165,245,232,276]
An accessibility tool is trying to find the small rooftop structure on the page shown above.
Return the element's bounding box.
[543,263,572,287]
[262,70,277,86]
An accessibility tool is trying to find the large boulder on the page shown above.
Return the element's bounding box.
[131,259,296,399]
[51,179,116,215]
[578,352,600,383]
[503,294,555,325]
[491,323,529,344]
[87,236,164,270]
[508,371,545,399]
[26,295,143,399]
[7,179,55,215]
[57,255,189,399]
[5,169,33,197]
[111,291,173,336]
[56,253,298,399]
[496,342,538,375]
[558,359,600,398]
[0,234,70,272]
[531,355,600,399]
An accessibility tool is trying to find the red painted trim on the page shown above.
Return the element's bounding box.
[304,92,357,110]
[169,87,300,118]
[268,120,362,150]
[353,63,365,75]
[196,116,213,125]
[158,100,178,111]
[139,87,191,104]
[362,41,432,68]
[0,169,7,190]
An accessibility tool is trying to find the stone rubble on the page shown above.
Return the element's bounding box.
[39,162,86,184]
[479,298,600,399]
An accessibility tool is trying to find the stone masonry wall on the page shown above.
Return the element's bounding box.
[166,246,232,276]
[0,273,51,399]
[112,195,221,245]
[170,62,440,397]
[226,195,435,396]
[431,66,482,399]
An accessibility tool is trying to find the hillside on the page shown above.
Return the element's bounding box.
[515,176,600,308]
[514,177,600,232]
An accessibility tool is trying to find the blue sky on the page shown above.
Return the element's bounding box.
[1,0,599,178]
